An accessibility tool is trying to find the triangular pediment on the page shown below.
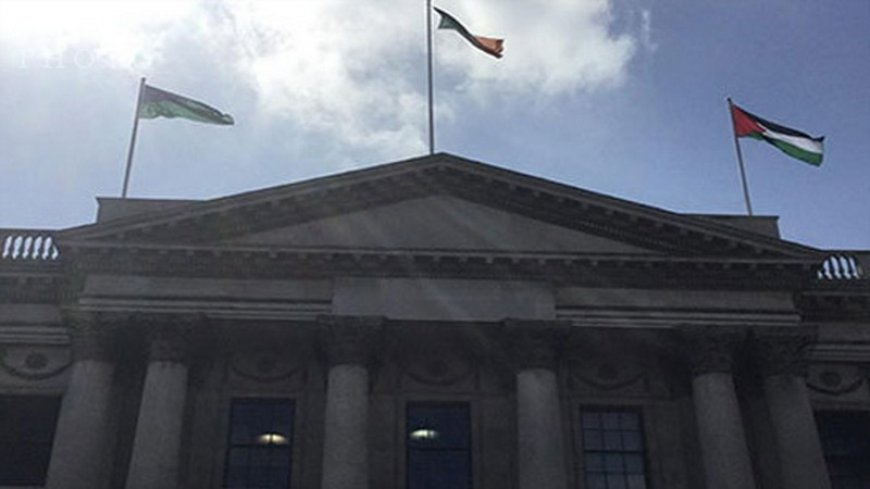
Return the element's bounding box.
[58,153,821,259]
[226,194,653,253]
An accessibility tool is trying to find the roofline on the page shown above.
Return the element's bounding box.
[56,152,822,256]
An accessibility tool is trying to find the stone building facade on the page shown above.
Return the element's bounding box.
[1,153,868,489]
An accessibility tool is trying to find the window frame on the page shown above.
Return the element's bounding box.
[0,393,62,487]
[405,400,474,489]
[815,409,870,489]
[576,405,651,489]
[221,397,296,489]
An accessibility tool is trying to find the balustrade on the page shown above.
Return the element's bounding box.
[0,230,59,261]
[816,252,868,280]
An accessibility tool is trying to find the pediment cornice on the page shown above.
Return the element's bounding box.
[57,153,822,259]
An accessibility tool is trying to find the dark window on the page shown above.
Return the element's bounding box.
[817,411,870,489]
[223,398,294,489]
[407,403,472,489]
[581,408,648,489]
[0,395,61,486]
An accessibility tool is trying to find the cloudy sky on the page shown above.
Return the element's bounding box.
[1,0,868,249]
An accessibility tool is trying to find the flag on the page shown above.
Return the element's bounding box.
[730,102,823,166]
[434,7,503,59]
[139,84,234,125]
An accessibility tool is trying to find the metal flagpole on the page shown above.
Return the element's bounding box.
[728,97,754,216]
[426,0,434,155]
[121,77,147,198]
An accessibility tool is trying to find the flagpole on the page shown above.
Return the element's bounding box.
[122,77,146,199]
[426,0,434,155]
[728,97,754,216]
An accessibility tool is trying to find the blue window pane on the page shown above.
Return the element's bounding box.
[407,403,472,489]
[622,431,643,451]
[585,453,604,473]
[602,413,621,430]
[271,448,291,468]
[223,399,294,489]
[816,411,870,489]
[581,408,648,489]
[604,431,623,451]
[224,465,247,487]
[583,412,601,429]
[407,404,470,450]
[627,474,647,489]
[605,453,624,473]
[607,474,628,489]
[620,412,640,431]
[625,454,644,474]
[583,430,603,450]
[586,474,607,489]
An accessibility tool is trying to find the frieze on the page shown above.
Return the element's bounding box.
[58,241,811,290]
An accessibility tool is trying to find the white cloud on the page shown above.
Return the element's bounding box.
[0,0,646,157]
[640,9,658,53]
[435,0,637,97]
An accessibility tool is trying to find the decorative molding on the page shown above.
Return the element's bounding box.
[134,314,206,363]
[230,350,304,383]
[397,335,474,386]
[504,319,569,371]
[318,315,384,367]
[678,325,746,375]
[572,364,646,392]
[750,326,817,377]
[0,346,72,380]
[64,310,116,361]
[806,364,867,396]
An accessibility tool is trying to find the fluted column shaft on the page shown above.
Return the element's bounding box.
[46,317,115,489]
[683,327,757,489]
[320,316,380,489]
[125,325,190,489]
[753,328,831,489]
[508,321,568,489]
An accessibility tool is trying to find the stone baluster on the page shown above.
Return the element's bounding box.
[125,318,193,489]
[682,326,757,489]
[507,320,569,489]
[752,327,831,489]
[319,316,381,489]
[46,312,116,489]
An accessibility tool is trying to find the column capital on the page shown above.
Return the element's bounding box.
[751,326,817,377]
[318,315,384,367]
[134,314,205,363]
[504,319,569,371]
[679,325,747,375]
[63,310,115,362]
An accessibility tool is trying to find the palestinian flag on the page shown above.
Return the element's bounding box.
[139,84,234,125]
[730,102,823,166]
[434,7,503,59]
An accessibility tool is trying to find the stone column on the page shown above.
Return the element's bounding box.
[507,320,569,489]
[319,316,381,489]
[125,322,191,489]
[46,313,116,489]
[682,327,757,489]
[752,327,831,489]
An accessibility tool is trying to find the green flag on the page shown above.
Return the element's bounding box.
[139,84,234,125]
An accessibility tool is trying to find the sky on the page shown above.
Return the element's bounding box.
[1,0,868,250]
